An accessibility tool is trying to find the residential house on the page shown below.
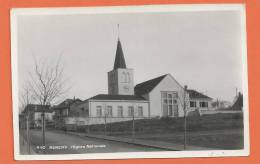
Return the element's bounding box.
[52,98,82,129]
[22,104,54,128]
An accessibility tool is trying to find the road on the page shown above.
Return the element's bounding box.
[24,130,161,154]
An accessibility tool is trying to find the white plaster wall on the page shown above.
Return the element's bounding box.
[64,116,143,125]
[89,100,149,118]
[148,74,186,117]
[34,112,55,121]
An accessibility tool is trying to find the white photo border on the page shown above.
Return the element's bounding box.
[11,4,249,160]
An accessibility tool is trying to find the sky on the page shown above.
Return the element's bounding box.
[17,9,244,103]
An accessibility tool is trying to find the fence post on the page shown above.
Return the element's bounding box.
[41,112,46,148]
[104,115,107,136]
[132,108,135,140]
[26,115,30,154]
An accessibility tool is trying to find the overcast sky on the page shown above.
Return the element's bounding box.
[17,9,244,103]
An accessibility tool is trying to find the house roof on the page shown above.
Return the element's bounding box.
[134,74,168,95]
[113,39,127,70]
[88,94,146,101]
[52,98,82,110]
[187,89,212,99]
[23,104,53,113]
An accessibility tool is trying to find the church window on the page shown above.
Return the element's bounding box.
[106,106,113,117]
[162,92,178,117]
[117,106,123,117]
[96,106,102,117]
[122,72,127,83]
[126,72,131,82]
[128,106,134,117]
[138,106,143,117]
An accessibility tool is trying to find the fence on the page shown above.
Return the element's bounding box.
[60,112,244,137]
[19,112,244,153]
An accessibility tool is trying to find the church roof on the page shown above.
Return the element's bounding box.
[89,94,146,101]
[134,74,168,96]
[113,39,127,70]
[187,89,212,99]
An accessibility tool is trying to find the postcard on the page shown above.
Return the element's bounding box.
[11,4,249,160]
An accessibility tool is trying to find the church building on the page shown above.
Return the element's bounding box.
[64,36,212,126]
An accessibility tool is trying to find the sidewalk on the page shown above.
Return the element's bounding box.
[19,134,36,155]
[67,131,212,151]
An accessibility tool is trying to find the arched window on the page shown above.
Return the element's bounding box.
[122,72,127,83]
[127,72,131,83]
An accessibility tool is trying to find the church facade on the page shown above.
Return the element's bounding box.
[64,38,213,126]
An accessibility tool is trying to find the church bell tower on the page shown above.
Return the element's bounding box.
[107,27,134,95]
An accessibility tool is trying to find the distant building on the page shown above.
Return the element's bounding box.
[187,89,213,110]
[52,98,82,129]
[63,37,212,126]
[231,92,243,111]
[212,100,232,109]
[22,104,54,128]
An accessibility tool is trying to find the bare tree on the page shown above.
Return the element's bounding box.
[28,55,69,147]
[28,56,69,106]
[19,86,32,113]
[19,86,34,153]
[177,85,189,150]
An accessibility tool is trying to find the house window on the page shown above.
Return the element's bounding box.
[199,102,208,108]
[138,106,143,117]
[190,101,197,108]
[117,106,123,117]
[128,106,134,117]
[162,92,178,117]
[106,106,113,117]
[62,109,69,116]
[96,106,102,117]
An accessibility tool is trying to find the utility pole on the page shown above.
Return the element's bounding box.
[183,85,188,150]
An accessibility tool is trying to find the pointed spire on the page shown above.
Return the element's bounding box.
[113,39,126,70]
[113,24,126,70]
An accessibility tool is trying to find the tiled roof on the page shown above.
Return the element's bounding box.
[23,104,52,113]
[89,94,146,101]
[187,89,212,99]
[113,39,127,70]
[52,98,82,109]
[134,74,167,95]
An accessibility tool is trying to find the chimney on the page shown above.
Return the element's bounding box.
[184,85,188,90]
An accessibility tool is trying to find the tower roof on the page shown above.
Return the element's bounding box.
[113,39,127,70]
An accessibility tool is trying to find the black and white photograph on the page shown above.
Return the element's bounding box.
[11,4,249,160]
